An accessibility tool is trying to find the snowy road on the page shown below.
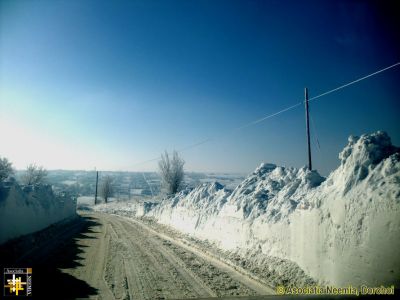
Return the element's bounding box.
[70,212,274,299]
[1,212,274,299]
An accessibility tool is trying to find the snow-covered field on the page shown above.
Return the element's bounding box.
[77,195,95,206]
[0,179,77,244]
[92,131,400,287]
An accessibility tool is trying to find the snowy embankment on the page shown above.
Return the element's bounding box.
[0,179,77,244]
[94,131,400,287]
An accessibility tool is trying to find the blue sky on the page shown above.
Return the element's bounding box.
[0,0,399,175]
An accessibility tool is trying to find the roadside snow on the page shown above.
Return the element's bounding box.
[0,179,76,244]
[93,131,400,287]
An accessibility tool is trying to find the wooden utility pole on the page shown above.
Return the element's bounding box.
[304,88,312,171]
[95,171,99,205]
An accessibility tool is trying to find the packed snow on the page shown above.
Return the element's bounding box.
[0,178,77,244]
[93,131,399,287]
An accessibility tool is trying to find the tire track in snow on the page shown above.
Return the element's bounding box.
[121,215,275,295]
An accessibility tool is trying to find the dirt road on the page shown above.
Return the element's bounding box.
[0,212,274,299]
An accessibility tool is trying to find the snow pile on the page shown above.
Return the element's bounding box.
[287,131,400,286]
[150,131,400,286]
[0,178,77,244]
[220,163,324,221]
[149,164,325,252]
[149,182,230,235]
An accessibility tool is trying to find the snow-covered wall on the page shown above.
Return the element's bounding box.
[0,179,77,244]
[149,131,400,286]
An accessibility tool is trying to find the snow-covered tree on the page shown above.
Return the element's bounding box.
[0,157,14,181]
[101,175,114,203]
[158,150,185,195]
[22,164,48,185]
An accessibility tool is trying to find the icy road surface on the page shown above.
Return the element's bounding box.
[0,212,274,299]
[72,212,274,299]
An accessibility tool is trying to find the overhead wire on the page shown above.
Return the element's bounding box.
[308,62,400,102]
[129,61,400,168]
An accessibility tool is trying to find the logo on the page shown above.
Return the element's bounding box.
[276,285,285,295]
[3,268,32,297]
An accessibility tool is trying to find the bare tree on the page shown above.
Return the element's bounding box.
[158,150,185,195]
[0,157,14,181]
[101,175,114,203]
[22,164,48,185]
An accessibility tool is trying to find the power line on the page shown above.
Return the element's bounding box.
[309,62,400,102]
[130,103,304,168]
[177,138,213,153]
[130,61,399,168]
[129,139,212,168]
[233,102,302,132]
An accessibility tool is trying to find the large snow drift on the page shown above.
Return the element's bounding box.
[148,131,400,286]
[0,178,76,244]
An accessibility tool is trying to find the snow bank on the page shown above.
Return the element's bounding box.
[149,131,400,286]
[0,178,77,244]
